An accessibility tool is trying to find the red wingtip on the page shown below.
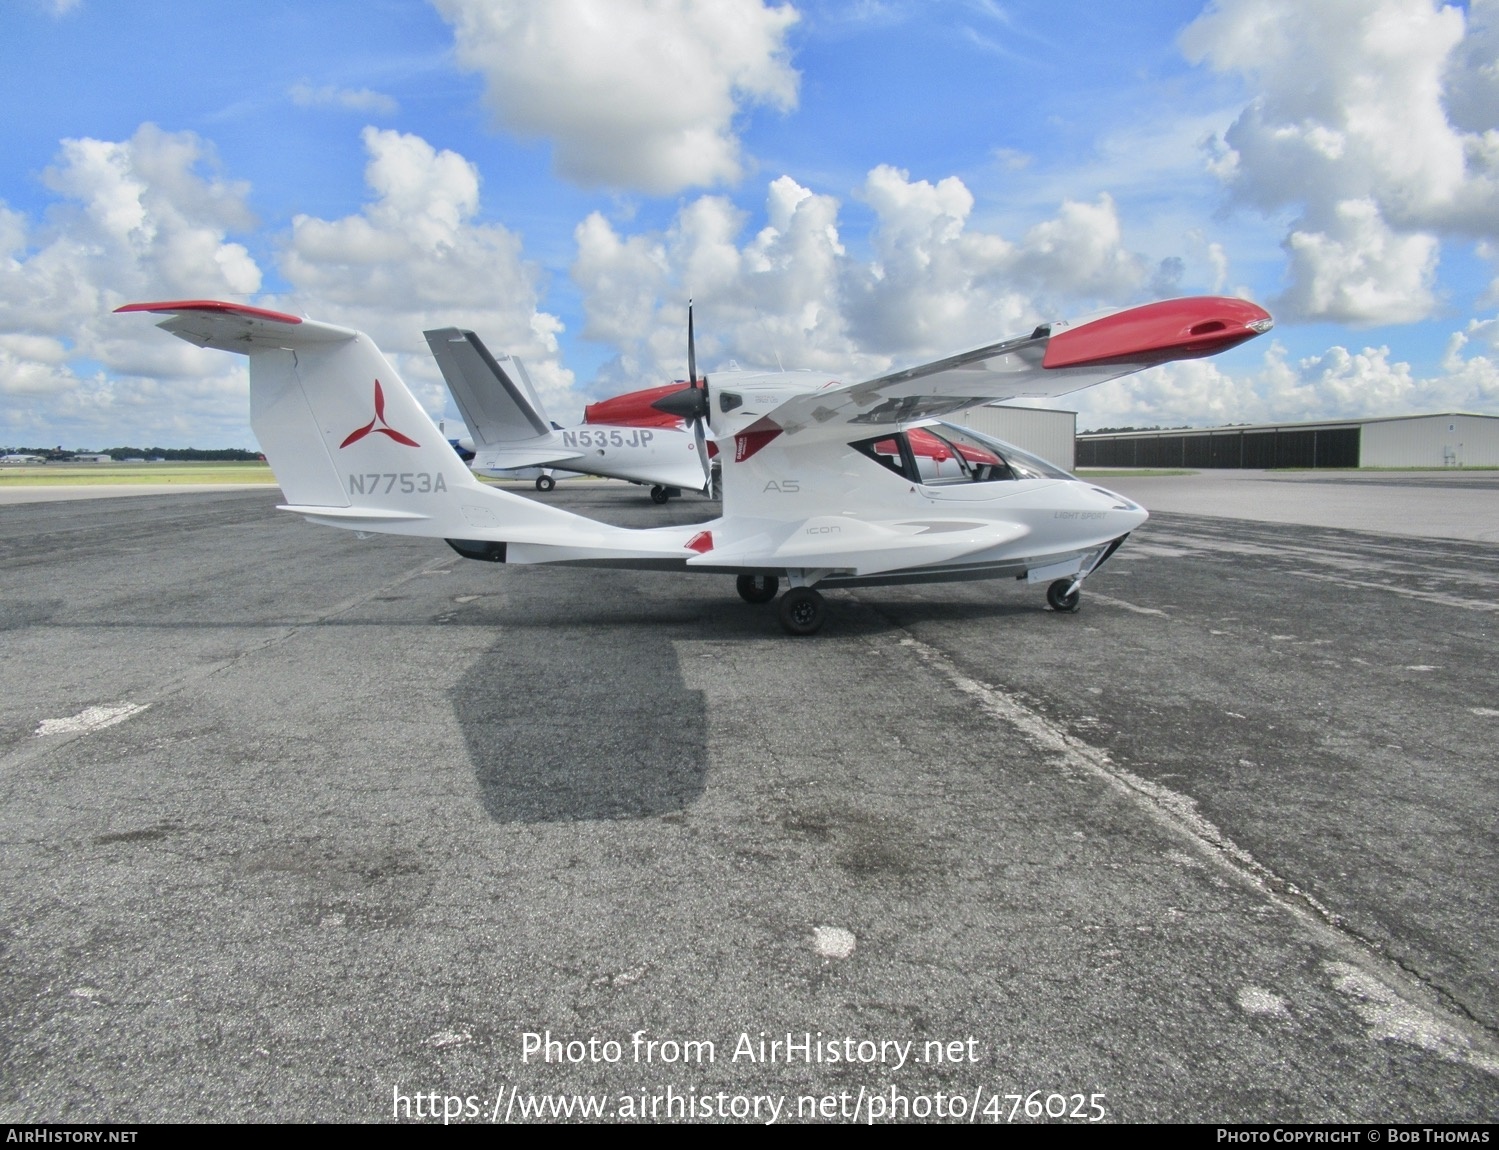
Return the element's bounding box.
[1042,297,1272,370]
[114,299,304,325]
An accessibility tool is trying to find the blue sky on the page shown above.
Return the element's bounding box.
[2,0,1497,447]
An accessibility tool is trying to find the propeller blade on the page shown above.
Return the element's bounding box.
[692,399,711,491]
[687,300,698,389]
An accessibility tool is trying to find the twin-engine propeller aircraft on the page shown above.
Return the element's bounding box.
[424,327,709,499]
[117,296,1272,635]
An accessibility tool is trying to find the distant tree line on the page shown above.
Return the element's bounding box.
[3,447,264,461]
[100,447,264,461]
[1082,425,1195,435]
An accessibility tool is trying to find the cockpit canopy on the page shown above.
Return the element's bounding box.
[850,422,1074,485]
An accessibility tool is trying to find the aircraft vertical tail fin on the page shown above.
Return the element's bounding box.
[114,301,581,540]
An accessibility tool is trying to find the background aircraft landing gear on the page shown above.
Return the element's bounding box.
[778,587,826,635]
[534,474,556,492]
[1047,579,1081,613]
[650,485,670,504]
[736,573,779,604]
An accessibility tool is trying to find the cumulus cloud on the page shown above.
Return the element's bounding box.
[277,126,574,419]
[569,161,1499,430]
[432,0,800,192]
[289,82,399,116]
[1,123,572,445]
[0,123,263,445]
[572,166,1159,394]
[1183,0,1499,324]
[575,174,867,390]
[1279,198,1440,325]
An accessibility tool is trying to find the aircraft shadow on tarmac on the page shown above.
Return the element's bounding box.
[447,586,1038,638]
[444,573,1053,824]
[449,616,710,824]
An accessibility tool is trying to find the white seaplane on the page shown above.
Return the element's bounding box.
[425,326,709,501]
[117,296,1272,634]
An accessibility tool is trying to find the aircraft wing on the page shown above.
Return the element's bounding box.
[738,297,1272,448]
[425,328,552,448]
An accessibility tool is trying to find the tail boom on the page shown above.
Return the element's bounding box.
[116,300,714,561]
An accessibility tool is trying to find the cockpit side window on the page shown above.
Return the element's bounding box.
[930,422,1076,481]
[851,434,916,480]
[908,426,1016,484]
[851,425,1073,485]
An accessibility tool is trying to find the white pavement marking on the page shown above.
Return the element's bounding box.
[1327,962,1499,1076]
[1088,593,1168,617]
[1238,986,1291,1018]
[424,1030,473,1050]
[1300,571,1499,612]
[1470,708,1499,717]
[34,703,149,738]
[813,926,857,960]
[880,624,1499,1076]
[2,556,458,781]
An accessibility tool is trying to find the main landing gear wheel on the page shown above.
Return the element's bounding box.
[1047,579,1081,613]
[650,485,670,504]
[778,587,826,635]
[534,474,556,492]
[736,573,779,604]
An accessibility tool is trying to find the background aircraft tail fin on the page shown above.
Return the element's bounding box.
[424,328,552,448]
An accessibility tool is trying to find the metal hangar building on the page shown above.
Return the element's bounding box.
[1074,413,1499,470]
[960,405,1078,470]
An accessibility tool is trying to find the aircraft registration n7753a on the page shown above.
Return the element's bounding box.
[116,296,1272,634]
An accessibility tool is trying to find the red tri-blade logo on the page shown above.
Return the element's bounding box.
[340,380,420,448]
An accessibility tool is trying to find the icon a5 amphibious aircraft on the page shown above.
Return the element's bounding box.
[118,296,1272,634]
[424,327,709,499]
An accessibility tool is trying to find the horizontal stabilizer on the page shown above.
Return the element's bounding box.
[471,444,585,471]
[114,300,355,352]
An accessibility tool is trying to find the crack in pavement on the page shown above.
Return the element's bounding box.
[858,599,1499,1077]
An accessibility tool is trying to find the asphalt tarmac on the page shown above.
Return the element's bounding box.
[0,475,1495,1123]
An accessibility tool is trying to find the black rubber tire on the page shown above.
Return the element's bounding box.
[1047,579,1081,613]
[736,573,779,604]
[778,587,826,635]
[650,485,670,504]
[535,474,556,492]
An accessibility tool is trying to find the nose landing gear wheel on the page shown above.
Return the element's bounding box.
[534,474,556,492]
[778,587,826,635]
[736,574,779,604]
[650,485,670,504]
[1047,579,1081,613]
